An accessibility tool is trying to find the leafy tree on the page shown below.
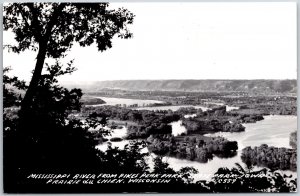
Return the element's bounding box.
[3,67,27,134]
[178,167,198,184]
[4,3,134,112]
[270,172,297,192]
[100,141,150,173]
[4,61,100,168]
[3,62,106,192]
[153,156,177,174]
[3,67,27,108]
[210,162,297,193]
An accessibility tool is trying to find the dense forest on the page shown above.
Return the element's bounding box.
[147,134,238,162]
[241,144,297,171]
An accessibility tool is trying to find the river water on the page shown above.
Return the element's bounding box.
[96,97,238,112]
[96,97,164,107]
[172,115,297,180]
[94,97,297,180]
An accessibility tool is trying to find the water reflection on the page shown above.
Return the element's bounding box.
[95,97,164,107]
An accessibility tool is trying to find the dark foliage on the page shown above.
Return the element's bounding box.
[147,134,237,162]
[289,131,297,149]
[210,163,297,192]
[3,67,27,107]
[82,105,181,139]
[4,3,135,113]
[3,62,101,192]
[241,144,297,171]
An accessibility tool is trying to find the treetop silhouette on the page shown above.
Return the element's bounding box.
[4,3,135,111]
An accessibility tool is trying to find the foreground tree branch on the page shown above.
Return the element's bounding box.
[4,2,135,113]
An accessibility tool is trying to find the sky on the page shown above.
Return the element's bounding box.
[3,2,297,82]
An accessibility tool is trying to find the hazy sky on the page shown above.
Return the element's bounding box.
[3,2,297,82]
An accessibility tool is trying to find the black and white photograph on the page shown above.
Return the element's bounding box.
[2,2,298,193]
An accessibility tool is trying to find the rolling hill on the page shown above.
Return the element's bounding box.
[62,79,297,94]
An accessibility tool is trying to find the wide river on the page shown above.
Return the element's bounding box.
[94,97,297,180]
[95,97,164,107]
[95,97,237,112]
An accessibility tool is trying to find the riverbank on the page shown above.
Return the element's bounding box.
[83,90,297,116]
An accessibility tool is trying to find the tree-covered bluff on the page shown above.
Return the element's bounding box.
[66,79,297,94]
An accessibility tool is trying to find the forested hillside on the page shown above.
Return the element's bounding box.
[63,80,297,94]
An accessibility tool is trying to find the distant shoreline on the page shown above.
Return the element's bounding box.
[61,79,297,94]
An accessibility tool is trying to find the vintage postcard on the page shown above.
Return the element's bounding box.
[3,2,297,193]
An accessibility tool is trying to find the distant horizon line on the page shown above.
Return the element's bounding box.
[58,78,297,83]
